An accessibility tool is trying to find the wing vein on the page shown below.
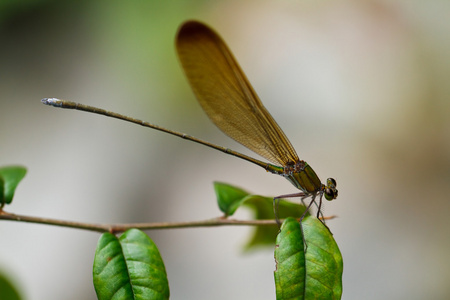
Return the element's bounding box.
[176,21,299,166]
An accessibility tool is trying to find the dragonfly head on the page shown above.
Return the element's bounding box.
[324,178,338,201]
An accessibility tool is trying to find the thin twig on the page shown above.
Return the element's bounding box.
[0,210,335,234]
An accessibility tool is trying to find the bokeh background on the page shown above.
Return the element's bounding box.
[1,0,449,299]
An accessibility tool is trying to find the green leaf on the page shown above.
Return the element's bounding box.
[274,217,306,299]
[241,196,305,251]
[214,182,250,216]
[93,229,170,300]
[274,217,343,300]
[214,182,308,251]
[0,176,4,207]
[0,271,22,300]
[0,166,27,206]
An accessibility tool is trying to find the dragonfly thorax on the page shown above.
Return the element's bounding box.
[281,160,322,194]
[280,161,338,202]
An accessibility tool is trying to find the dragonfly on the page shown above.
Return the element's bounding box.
[42,20,338,224]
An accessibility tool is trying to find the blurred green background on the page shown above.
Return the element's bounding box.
[1,0,450,299]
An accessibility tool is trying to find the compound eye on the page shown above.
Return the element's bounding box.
[327,178,337,187]
[324,188,337,201]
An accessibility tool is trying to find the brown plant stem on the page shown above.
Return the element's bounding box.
[0,210,335,234]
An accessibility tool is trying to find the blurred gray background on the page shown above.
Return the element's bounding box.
[1,0,449,299]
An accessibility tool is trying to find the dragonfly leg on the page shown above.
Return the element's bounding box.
[273,197,281,225]
[273,192,306,225]
[300,194,316,222]
[316,192,324,220]
[315,192,333,233]
[298,194,318,252]
[275,192,306,199]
